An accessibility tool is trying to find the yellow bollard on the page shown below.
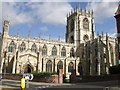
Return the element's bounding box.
[21,78,25,90]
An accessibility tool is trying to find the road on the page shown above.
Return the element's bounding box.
[0,79,120,90]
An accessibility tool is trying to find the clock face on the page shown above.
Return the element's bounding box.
[83,18,89,30]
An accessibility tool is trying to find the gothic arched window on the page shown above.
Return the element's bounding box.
[42,44,47,55]
[83,18,89,30]
[68,62,74,73]
[70,36,74,43]
[83,34,89,42]
[31,43,37,53]
[51,45,57,56]
[8,41,15,52]
[46,60,52,72]
[70,47,74,57]
[70,19,74,32]
[57,61,63,71]
[19,42,26,52]
[61,47,66,57]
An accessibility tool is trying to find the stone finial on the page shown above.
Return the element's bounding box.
[88,9,90,14]
[102,32,104,37]
[17,30,20,37]
[71,9,73,14]
[106,32,108,36]
[76,5,79,13]
[84,9,86,13]
[67,13,69,18]
[97,32,99,37]
[80,8,82,13]
[28,30,30,39]
[91,10,93,15]
[76,4,78,10]
[4,20,9,25]
[69,12,71,16]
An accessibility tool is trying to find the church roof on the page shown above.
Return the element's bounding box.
[115,2,120,15]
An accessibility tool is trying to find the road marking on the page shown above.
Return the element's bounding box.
[37,85,56,89]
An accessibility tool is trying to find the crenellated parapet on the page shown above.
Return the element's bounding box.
[67,7,94,19]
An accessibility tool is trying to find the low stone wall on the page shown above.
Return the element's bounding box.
[70,73,120,83]
[2,73,58,83]
[2,73,22,80]
[33,75,58,83]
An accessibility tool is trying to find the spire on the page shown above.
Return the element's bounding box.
[49,35,50,41]
[106,32,108,43]
[39,33,41,39]
[17,30,20,38]
[28,30,30,39]
[71,9,73,14]
[115,1,120,15]
[58,36,60,41]
[76,4,79,13]
[102,32,104,37]
[97,32,99,37]
[67,13,69,18]
[76,4,78,10]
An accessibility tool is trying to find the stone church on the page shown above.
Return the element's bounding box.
[0,5,118,78]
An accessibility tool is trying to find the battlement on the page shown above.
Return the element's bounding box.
[9,35,74,47]
[67,7,93,18]
[4,20,10,26]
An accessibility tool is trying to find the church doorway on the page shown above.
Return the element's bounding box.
[78,62,83,76]
[24,64,33,73]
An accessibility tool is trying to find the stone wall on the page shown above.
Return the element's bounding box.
[70,74,120,83]
[2,74,59,83]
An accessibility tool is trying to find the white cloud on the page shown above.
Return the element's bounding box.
[87,1,118,23]
[28,2,72,25]
[2,2,35,26]
[2,0,119,2]
[0,2,2,32]
[2,2,72,26]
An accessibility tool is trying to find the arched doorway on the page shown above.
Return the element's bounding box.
[78,62,83,76]
[24,64,33,73]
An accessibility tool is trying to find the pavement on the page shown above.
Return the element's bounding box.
[0,79,120,90]
[0,79,72,90]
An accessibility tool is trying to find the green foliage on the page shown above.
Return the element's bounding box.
[109,64,120,74]
[32,72,58,78]
[63,74,70,83]
[64,79,70,83]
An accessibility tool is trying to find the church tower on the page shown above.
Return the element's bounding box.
[2,20,9,38]
[115,2,120,64]
[2,20,9,51]
[66,7,95,47]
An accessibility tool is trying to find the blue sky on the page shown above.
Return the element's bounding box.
[0,1,119,42]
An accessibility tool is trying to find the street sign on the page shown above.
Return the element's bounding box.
[23,74,34,80]
[29,74,34,80]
